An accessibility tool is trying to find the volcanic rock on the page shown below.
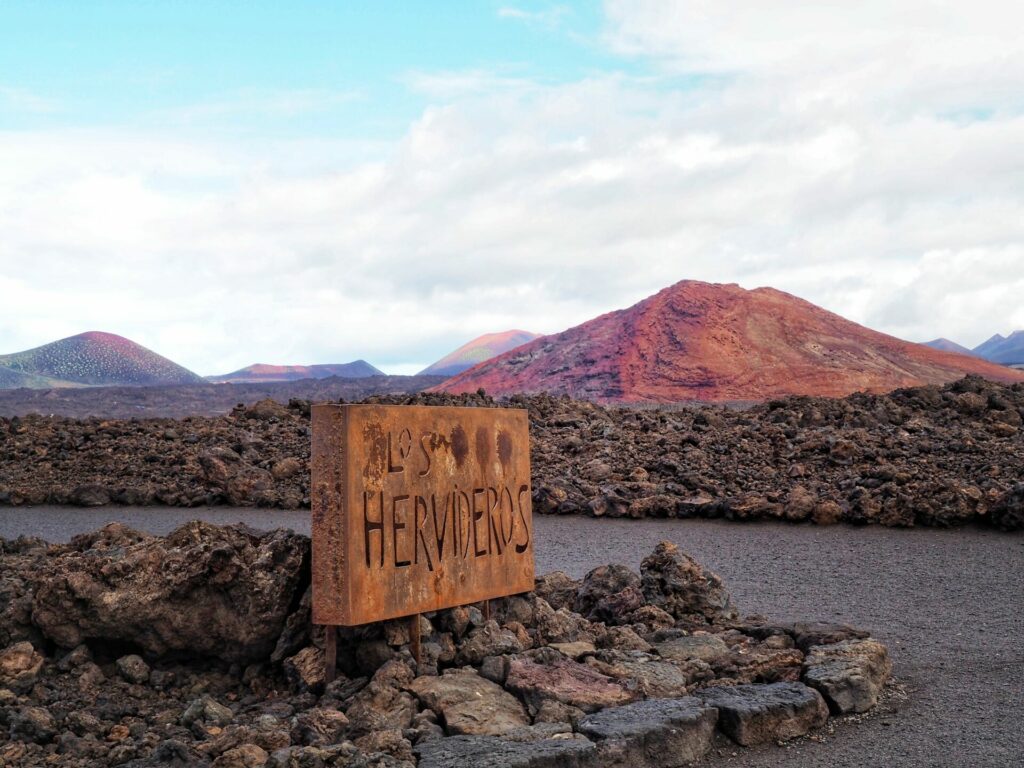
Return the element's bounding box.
[344,660,418,737]
[31,521,308,663]
[5,376,1024,532]
[532,573,581,614]
[802,638,892,713]
[0,641,44,693]
[505,654,638,714]
[0,524,895,768]
[654,635,731,664]
[990,483,1024,531]
[415,734,597,768]
[115,654,151,684]
[289,708,350,746]
[640,541,738,623]
[211,744,269,768]
[586,653,699,698]
[788,622,870,652]
[282,646,325,693]
[181,695,235,727]
[7,705,58,744]
[695,682,828,745]
[409,668,530,736]
[455,621,524,666]
[573,564,644,623]
[576,696,718,767]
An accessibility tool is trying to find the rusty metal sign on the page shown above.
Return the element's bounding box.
[311,404,534,626]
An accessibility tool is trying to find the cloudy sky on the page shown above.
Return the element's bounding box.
[1,1,1021,375]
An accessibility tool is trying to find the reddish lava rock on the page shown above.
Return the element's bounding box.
[435,280,1024,403]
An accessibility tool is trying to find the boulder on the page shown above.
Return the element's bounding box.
[415,734,596,768]
[289,708,350,746]
[533,600,594,645]
[587,654,699,698]
[0,542,47,648]
[211,744,269,768]
[573,565,643,623]
[640,541,738,623]
[598,626,653,653]
[0,641,44,693]
[31,521,308,663]
[548,641,597,660]
[533,572,580,612]
[577,696,718,767]
[655,635,730,664]
[7,705,58,744]
[181,695,235,727]
[695,682,828,745]
[727,646,805,684]
[116,654,151,685]
[270,458,303,481]
[409,668,530,736]
[69,484,111,507]
[282,646,325,693]
[353,729,413,763]
[345,660,418,737]
[802,638,891,713]
[455,621,524,666]
[990,484,1024,531]
[505,654,638,714]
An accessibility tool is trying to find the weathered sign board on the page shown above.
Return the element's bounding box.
[311,404,534,627]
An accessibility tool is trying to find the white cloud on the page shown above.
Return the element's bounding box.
[0,85,58,114]
[153,88,360,125]
[1,2,1022,374]
[498,5,570,28]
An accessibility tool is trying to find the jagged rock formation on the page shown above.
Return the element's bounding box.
[0,524,890,767]
[2,377,1023,531]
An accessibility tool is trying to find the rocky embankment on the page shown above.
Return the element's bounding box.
[1,376,1023,530]
[1,524,891,767]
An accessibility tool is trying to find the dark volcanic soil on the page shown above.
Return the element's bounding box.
[2,376,1023,530]
[3,509,1021,767]
[0,375,445,419]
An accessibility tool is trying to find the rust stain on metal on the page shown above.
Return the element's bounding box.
[311,404,535,626]
[474,425,490,471]
[450,424,469,468]
[497,429,513,469]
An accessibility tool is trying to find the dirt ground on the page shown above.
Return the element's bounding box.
[2,509,1021,767]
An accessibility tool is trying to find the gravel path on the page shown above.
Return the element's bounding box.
[2,508,1021,767]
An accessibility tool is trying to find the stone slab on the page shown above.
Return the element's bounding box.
[415,734,597,768]
[576,696,718,767]
[695,682,828,745]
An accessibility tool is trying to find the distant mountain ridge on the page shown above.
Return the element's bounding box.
[0,332,203,389]
[419,330,540,377]
[923,332,1024,366]
[207,360,383,383]
[435,281,1024,403]
[973,331,1024,365]
[922,338,977,357]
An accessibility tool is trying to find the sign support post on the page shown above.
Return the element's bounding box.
[325,625,337,683]
[408,614,421,668]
